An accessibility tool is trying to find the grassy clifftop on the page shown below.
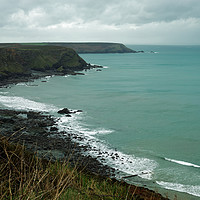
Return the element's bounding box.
[0,45,87,80]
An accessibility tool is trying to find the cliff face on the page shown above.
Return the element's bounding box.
[0,45,87,80]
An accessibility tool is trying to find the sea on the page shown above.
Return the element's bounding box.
[0,45,200,199]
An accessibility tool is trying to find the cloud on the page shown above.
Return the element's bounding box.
[0,0,200,44]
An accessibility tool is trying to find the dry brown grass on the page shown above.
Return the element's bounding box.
[0,135,78,200]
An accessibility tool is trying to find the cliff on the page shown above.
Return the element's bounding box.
[0,45,88,81]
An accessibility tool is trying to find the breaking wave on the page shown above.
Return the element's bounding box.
[0,95,57,112]
[164,158,200,168]
[57,114,158,180]
[157,181,200,197]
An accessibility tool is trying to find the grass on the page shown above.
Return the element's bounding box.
[0,134,143,200]
[0,135,75,200]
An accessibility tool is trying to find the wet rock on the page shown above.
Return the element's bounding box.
[50,127,58,131]
[27,111,41,119]
[71,72,85,76]
[0,117,14,123]
[58,108,71,114]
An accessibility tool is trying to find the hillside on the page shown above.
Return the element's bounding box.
[0,45,88,83]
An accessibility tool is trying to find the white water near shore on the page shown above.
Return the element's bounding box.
[57,114,157,180]
[0,95,57,112]
[157,181,200,198]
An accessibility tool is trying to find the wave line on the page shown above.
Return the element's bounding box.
[164,157,200,168]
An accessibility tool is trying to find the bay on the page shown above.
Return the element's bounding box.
[1,45,200,198]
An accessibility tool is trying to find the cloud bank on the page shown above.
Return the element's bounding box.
[1,0,200,44]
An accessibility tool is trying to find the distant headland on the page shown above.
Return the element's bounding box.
[0,42,142,54]
[43,42,140,53]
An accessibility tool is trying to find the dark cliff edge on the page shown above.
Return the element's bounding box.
[0,45,99,87]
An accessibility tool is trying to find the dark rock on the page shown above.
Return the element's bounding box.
[0,117,14,123]
[71,72,85,76]
[27,112,40,119]
[66,114,72,117]
[50,127,58,131]
[57,108,71,114]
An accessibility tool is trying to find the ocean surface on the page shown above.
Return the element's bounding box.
[0,45,200,198]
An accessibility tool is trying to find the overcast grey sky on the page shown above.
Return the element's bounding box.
[1,0,200,44]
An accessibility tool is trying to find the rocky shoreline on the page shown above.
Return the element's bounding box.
[0,108,169,200]
[0,62,110,177]
[0,109,115,177]
[0,64,102,88]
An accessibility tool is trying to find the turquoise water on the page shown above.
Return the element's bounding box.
[0,45,200,198]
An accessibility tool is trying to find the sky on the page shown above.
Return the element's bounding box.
[1,0,200,45]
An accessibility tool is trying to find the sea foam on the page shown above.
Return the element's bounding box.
[165,158,200,168]
[57,114,158,179]
[0,95,57,112]
[157,181,200,197]
[0,92,9,95]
